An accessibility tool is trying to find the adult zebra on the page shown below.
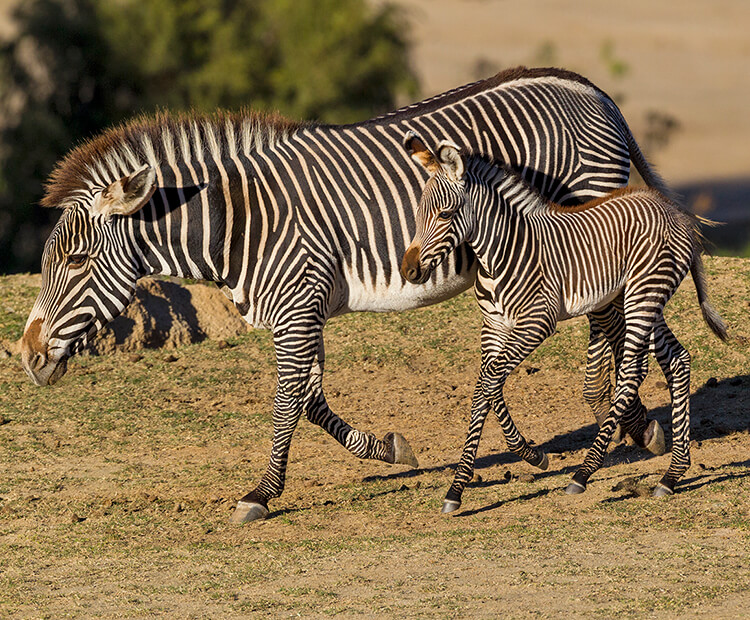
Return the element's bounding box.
[400,135,727,509]
[22,67,664,522]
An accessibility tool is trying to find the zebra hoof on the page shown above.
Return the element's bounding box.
[565,480,587,495]
[652,483,674,498]
[611,424,624,445]
[536,452,549,471]
[645,420,666,456]
[441,499,461,514]
[384,432,419,468]
[230,500,269,524]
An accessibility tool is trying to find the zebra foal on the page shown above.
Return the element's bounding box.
[401,134,727,512]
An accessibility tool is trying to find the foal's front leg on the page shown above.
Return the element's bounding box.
[442,319,552,514]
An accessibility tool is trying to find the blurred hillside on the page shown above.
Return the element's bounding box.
[394,0,750,254]
[0,0,748,271]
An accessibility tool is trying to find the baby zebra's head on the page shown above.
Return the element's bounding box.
[400,133,470,285]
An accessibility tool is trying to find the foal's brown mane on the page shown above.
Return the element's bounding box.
[41,109,306,209]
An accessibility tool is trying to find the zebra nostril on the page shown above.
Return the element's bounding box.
[407,266,421,282]
[32,352,47,371]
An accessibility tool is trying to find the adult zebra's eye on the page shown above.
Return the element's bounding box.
[438,211,453,220]
[66,254,88,267]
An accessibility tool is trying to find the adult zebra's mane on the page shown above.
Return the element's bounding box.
[41,109,308,209]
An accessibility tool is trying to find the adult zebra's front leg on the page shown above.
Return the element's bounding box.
[302,340,418,467]
[231,321,324,523]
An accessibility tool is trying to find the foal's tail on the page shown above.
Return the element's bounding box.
[690,254,729,341]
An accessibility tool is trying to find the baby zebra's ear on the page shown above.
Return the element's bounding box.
[91,164,157,218]
[404,131,441,175]
[436,141,464,182]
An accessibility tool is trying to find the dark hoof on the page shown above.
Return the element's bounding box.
[230,501,269,524]
[652,483,674,498]
[535,452,549,471]
[645,420,666,456]
[384,432,419,468]
[441,499,461,514]
[565,480,587,495]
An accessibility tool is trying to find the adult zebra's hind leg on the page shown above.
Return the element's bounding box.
[303,340,418,467]
[650,319,692,496]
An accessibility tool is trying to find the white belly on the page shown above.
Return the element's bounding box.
[341,267,476,313]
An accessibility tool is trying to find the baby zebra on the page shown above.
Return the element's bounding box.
[400,133,727,513]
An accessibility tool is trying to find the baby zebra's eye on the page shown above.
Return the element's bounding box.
[437,210,453,220]
[66,254,88,267]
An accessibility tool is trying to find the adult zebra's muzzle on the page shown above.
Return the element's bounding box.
[400,244,429,284]
[20,318,70,386]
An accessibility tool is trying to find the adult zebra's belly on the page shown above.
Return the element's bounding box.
[340,254,477,314]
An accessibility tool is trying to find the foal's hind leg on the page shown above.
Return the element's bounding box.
[589,303,665,455]
[650,318,692,495]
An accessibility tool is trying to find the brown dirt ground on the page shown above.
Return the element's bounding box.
[0,258,748,617]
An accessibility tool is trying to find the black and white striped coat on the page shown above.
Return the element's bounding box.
[22,67,666,520]
[401,136,727,511]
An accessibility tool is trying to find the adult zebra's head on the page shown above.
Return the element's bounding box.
[21,165,156,386]
[400,133,469,285]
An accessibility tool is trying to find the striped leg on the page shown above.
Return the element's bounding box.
[567,343,650,493]
[588,304,666,455]
[442,320,551,513]
[568,290,663,493]
[231,323,323,523]
[303,341,418,466]
[650,319,692,495]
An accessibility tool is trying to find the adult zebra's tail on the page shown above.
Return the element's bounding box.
[621,117,679,203]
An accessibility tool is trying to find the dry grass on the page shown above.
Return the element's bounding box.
[0,256,748,618]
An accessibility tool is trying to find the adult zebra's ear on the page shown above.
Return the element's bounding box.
[404,131,441,175]
[91,164,157,218]
[436,141,464,182]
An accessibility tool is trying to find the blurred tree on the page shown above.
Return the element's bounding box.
[0,0,417,273]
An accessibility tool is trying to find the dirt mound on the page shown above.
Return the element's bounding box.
[86,278,250,355]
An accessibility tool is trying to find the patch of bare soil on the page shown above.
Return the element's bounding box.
[0,258,748,617]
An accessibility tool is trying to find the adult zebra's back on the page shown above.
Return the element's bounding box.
[21,67,665,522]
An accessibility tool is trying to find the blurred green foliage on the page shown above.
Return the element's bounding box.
[0,0,418,273]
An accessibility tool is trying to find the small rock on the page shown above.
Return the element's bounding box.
[69,513,85,523]
[655,381,669,390]
[0,348,11,360]
[518,473,535,483]
[127,353,143,363]
[173,502,184,513]
[698,463,707,470]
[524,366,541,375]
[164,354,178,363]
[471,473,483,484]
[216,340,229,350]
[612,477,639,493]
[0,416,10,426]
[705,377,718,388]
